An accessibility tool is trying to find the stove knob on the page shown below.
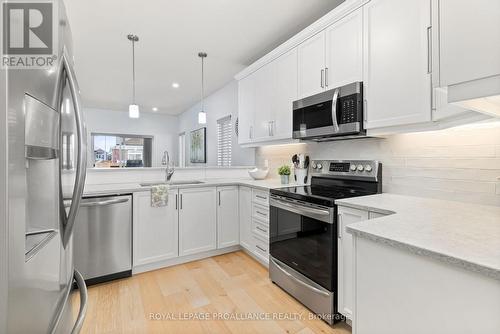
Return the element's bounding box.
[365,165,373,172]
[350,164,357,171]
[316,163,323,170]
[357,164,364,172]
[311,162,317,169]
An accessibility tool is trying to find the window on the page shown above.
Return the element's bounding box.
[217,116,232,166]
[91,133,153,168]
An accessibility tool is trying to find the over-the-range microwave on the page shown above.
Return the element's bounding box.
[292,82,365,141]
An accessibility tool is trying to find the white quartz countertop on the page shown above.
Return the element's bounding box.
[336,194,500,280]
[79,177,296,197]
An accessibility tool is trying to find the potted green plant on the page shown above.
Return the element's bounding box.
[278,165,291,184]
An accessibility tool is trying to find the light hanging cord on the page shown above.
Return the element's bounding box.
[198,52,207,124]
[128,34,140,118]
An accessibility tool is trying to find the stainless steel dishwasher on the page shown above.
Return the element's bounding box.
[74,194,132,285]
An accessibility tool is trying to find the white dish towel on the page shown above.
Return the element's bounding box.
[151,184,169,207]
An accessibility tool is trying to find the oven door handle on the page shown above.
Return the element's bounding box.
[331,88,340,133]
[270,198,332,224]
[270,258,330,297]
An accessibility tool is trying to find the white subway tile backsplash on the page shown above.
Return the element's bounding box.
[256,124,500,206]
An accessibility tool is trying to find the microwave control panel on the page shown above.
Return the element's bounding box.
[339,95,361,124]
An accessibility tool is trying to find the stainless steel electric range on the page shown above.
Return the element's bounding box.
[269,160,382,324]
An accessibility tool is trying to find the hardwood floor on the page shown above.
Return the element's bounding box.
[73,251,351,334]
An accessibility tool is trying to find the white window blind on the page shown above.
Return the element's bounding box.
[217,115,232,166]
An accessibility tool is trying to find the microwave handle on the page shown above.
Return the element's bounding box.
[331,88,340,133]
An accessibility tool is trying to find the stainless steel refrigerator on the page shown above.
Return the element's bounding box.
[0,0,89,332]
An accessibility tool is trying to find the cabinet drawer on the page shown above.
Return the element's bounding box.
[252,219,269,239]
[253,235,269,260]
[252,203,269,222]
[252,189,269,205]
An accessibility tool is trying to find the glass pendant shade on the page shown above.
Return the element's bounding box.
[129,104,140,118]
[198,110,207,124]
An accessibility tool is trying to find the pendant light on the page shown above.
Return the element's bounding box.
[128,34,140,118]
[198,52,207,124]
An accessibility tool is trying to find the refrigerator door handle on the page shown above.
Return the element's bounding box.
[60,52,88,247]
[71,270,88,334]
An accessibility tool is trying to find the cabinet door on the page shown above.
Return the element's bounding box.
[239,186,252,250]
[363,0,432,129]
[217,186,239,248]
[338,206,369,322]
[238,74,255,144]
[439,0,500,87]
[253,63,275,140]
[273,48,298,139]
[178,187,217,256]
[298,31,326,99]
[133,190,178,266]
[325,8,363,89]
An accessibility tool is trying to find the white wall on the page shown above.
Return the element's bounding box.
[178,81,255,167]
[84,108,179,167]
[256,123,500,206]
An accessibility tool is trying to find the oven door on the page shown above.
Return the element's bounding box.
[269,196,336,291]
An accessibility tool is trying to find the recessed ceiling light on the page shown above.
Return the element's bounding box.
[152,107,158,112]
[172,82,180,88]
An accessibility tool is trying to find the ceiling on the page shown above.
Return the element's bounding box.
[64,0,344,115]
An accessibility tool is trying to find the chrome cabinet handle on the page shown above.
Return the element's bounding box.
[80,197,129,207]
[427,26,432,74]
[363,99,368,123]
[256,245,267,252]
[175,194,178,210]
[325,67,329,87]
[331,88,340,133]
[180,194,183,210]
[218,191,221,206]
[59,52,87,248]
[71,270,88,334]
[256,195,267,200]
[270,258,330,297]
[256,226,267,233]
[320,69,325,88]
[256,210,267,216]
[338,213,343,239]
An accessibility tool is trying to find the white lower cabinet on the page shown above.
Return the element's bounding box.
[337,205,386,323]
[217,186,239,248]
[133,190,179,266]
[239,186,253,249]
[178,187,217,256]
[239,186,270,266]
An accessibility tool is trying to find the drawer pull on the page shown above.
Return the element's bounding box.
[255,195,267,200]
[256,210,267,216]
[256,245,267,252]
[256,226,267,233]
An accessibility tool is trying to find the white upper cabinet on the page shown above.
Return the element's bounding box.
[253,63,275,141]
[133,190,178,267]
[273,48,298,139]
[298,32,327,99]
[217,186,239,249]
[363,0,432,129]
[238,48,298,145]
[238,74,255,144]
[439,0,500,87]
[325,9,363,89]
[178,187,217,256]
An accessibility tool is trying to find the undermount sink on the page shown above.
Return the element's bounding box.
[140,180,205,187]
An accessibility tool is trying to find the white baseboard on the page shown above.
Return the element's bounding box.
[132,245,242,274]
[240,246,269,268]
